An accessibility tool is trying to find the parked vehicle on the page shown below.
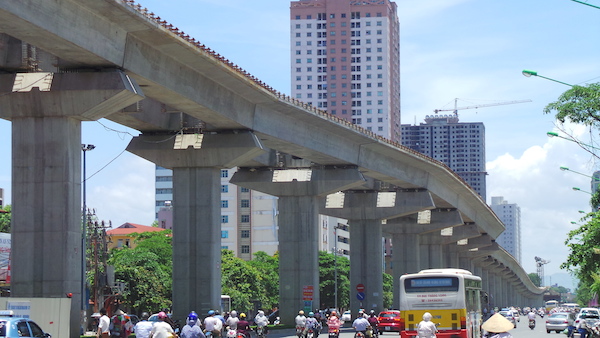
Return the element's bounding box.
[546,312,576,333]
[341,311,352,322]
[0,311,52,338]
[377,310,401,333]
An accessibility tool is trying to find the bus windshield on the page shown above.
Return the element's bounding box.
[404,277,459,293]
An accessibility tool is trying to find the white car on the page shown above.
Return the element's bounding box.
[341,310,351,322]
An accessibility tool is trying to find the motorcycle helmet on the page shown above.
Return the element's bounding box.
[230,310,238,317]
[240,313,247,319]
[188,312,198,321]
[299,310,305,315]
[141,312,150,320]
[158,312,168,319]
[208,310,215,315]
[330,311,337,317]
[309,312,314,317]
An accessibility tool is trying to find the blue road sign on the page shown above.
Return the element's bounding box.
[357,292,365,301]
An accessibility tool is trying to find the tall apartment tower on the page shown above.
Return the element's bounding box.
[490,196,522,263]
[290,0,401,143]
[401,115,487,200]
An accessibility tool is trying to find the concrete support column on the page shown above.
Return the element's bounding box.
[172,167,221,317]
[349,219,383,313]
[279,195,320,321]
[323,190,435,312]
[128,131,266,320]
[0,71,142,338]
[231,167,366,325]
[391,233,418,308]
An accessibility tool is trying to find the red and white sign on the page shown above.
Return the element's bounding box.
[303,285,314,301]
[356,284,365,292]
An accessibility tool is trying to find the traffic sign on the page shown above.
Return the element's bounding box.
[357,292,365,301]
[356,283,365,292]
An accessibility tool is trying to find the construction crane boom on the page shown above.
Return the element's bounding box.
[433,98,532,115]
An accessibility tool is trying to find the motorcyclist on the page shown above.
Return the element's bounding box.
[295,310,308,338]
[255,310,269,336]
[236,313,251,338]
[225,311,239,331]
[352,313,370,337]
[416,313,438,338]
[327,311,342,335]
[306,312,319,337]
[367,311,379,337]
[527,309,536,329]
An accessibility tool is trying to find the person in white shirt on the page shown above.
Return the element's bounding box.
[133,312,153,338]
[97,308,110,338]
[150,312,176,338]
[416,313,438,338]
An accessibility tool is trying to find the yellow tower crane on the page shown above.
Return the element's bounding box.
[433,98,532,117]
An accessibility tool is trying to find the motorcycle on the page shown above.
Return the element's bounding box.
[307,328,315,338]
[366,325,378,338]
[328,327,339,338]
[256,326,266,338]
[528,319,535,330]
[297,326,307,338]
[354,331,365,338]
[226,328,237,338]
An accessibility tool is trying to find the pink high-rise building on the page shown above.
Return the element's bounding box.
[290,0,401,142]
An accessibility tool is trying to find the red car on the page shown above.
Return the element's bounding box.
[377,310,401,333]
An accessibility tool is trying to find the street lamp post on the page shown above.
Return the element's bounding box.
[571,0,600,9]
[572,187,593,195]
[522,70,573,87]
[81,144,95,319]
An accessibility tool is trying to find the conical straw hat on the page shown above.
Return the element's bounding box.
[481,313,514,333]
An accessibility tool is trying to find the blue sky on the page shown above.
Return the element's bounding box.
[1,0,599,281]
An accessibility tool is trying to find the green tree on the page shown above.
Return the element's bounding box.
[0,205,10,233]
[544,84,600,127]
[382,272,393,309]
[221,249,271,313]
[247,251,280,309]
[318,251,350,310]
[528,273,541,287]
[107,230,174,313]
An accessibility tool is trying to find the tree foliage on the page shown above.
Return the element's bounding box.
[544,83,600,127]
[0,205,10,233]
[221,250,276,313]
[528,273,541,287]
[107,230,174,313]
[318,251,350,310]
[561,210,600,304]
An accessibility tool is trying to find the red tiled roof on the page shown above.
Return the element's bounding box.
[107,223,166,235]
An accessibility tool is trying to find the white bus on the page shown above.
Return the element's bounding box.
[399,268,482,338]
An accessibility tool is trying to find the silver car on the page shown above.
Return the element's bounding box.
[499,310,517,328]
[546,312,576,333]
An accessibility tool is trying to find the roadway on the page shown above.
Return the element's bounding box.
[265,315,555,338]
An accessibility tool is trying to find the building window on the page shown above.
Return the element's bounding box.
[156,176,172,182]
[241,199,250,208]
[221,185,228,193]
[221,245,229,250]
[241,187,250,193]
[241,230,250,238]
[241,245,250,254]
[156,188,173,194]
[241,215,250,223]
[221,200,229,208]
[221,215,229,223]
[221,230,229,239]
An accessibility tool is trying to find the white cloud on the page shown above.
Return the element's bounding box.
[487,123,596,276]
